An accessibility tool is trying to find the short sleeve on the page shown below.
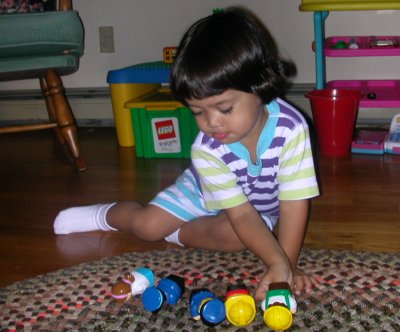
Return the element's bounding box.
[277,123,319,200]
[191,147,248,210]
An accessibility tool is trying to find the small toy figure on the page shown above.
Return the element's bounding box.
[141,274,185,312]
[348,38,359,49]
[385,113,400,154]
[224,285,256,327]
[111,267,154,303]
[333,40,347,49]
[111,281,132,303]
[261,282,297,331]
[163,47,177,64]
[122,267,155,296]
[189,289,226,326]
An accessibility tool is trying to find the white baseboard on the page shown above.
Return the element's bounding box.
[0,94,114,126]
[1,86,398,127]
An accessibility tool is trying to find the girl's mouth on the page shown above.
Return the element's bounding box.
[213,132,229,141]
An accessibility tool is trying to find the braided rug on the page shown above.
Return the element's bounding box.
[0,249,399,331]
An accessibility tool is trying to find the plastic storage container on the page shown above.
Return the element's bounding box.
[351,130,387,155]
[306,88,361,156]
[323,36,400,57]
[327,80,400,108]
[125,89,198,158]
[107,62,172,147]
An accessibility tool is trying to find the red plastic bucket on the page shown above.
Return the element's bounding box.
[305,89,361,156]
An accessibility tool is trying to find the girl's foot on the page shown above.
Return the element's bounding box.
[54,203,116,235]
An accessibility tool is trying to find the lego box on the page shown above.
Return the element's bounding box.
[107,61,172,147]
[125,89,198,158]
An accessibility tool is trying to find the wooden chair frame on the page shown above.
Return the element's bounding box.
[0,0,87,171]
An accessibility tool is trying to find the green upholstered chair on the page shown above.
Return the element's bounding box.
[0,0,87,171]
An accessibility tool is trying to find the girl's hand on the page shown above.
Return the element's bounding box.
[291,266,319,296]
[254,261,292,301]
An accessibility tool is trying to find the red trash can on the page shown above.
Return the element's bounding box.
[305,89,361,156]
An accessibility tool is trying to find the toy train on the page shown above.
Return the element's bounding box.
[111,268,297,329]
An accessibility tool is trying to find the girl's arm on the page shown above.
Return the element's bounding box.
[277,199,319,294]
[225,201,292,300]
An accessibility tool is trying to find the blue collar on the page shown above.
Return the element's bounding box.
[227,99,280,176]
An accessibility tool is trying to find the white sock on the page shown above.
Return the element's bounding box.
[164,228,184,247]
[53,203,117,235]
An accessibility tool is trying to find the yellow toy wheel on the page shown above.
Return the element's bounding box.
[263,305,293,330]
[225,295,256,327]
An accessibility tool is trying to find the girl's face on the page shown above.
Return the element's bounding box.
[186,90,268,149]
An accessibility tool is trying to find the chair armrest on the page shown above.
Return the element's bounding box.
[59,0,73,11]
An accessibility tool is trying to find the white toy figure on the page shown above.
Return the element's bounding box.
[123,267,155,296]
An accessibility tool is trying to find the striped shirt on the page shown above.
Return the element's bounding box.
[190,98,319,227]
[151,98,319,229]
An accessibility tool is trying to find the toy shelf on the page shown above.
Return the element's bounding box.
[299,0,400,96]
[323,36,400,57]
[327,80,400,107]
[323,35,400,107]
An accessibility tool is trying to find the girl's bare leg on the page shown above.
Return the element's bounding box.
[54,201,185,241]
[107,202,185,241]
[179,212,246,252]
[55,202,244,251]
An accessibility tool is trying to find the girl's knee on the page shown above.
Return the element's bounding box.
[180,214,245,251]
[212,225,244,250]
[126,205,184,242]
[128,220,166,242]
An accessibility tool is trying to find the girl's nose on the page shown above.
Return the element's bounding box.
[206,113,222,129]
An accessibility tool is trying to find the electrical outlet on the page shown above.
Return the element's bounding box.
[99,26,115,53]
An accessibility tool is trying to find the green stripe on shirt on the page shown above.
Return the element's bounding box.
[205,194,248,210]
[279,185,320,200]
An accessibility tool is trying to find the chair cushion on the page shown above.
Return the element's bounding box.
[0,54,79,81]
[0,10,83,58]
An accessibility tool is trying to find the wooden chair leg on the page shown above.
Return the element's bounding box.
[41,70,87,171]
[40,75,69,155]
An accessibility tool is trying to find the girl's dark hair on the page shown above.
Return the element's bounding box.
[170,7,294,105]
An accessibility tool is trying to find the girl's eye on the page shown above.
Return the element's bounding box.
[220,108,232,114]
[192,111,202,117]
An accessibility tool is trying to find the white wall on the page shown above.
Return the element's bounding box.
[0,0,399,91]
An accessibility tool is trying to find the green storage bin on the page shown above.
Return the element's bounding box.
[125,89,199,158]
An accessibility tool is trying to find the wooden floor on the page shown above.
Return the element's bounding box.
[0,127,399,288]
